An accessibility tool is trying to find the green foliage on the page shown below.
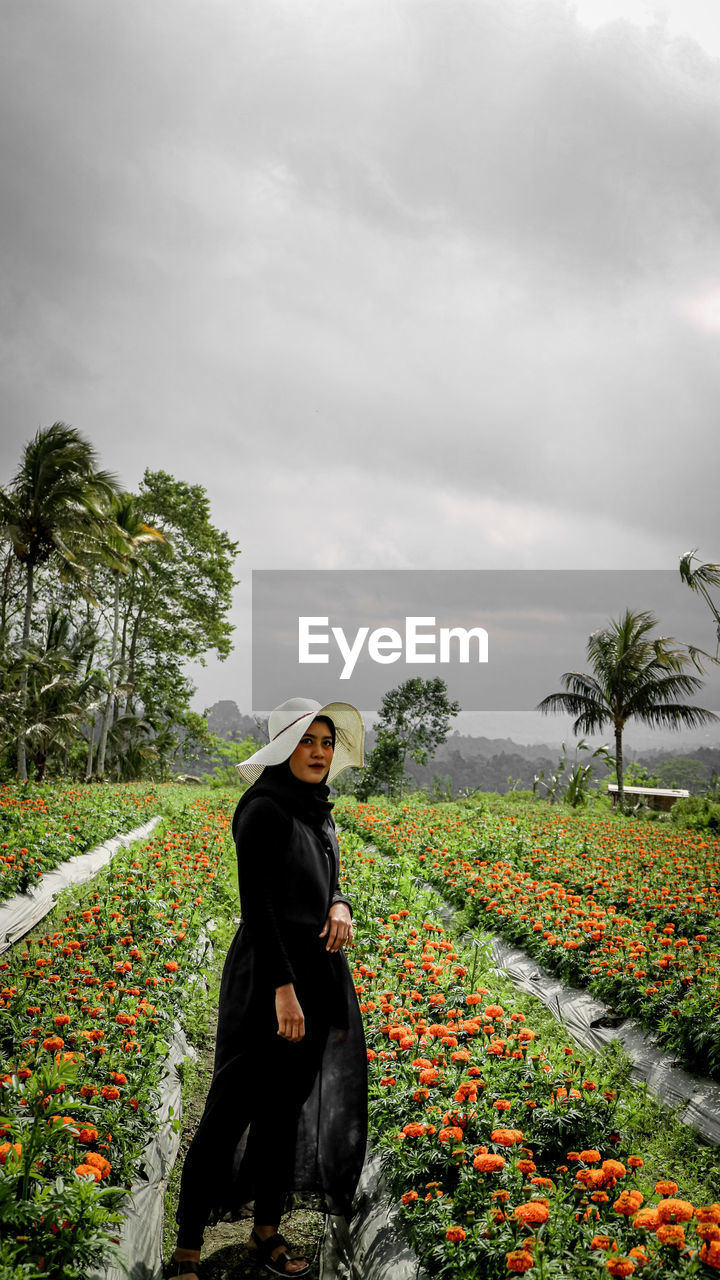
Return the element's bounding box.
[350,677,460,799]
[204,732,259,788]
[0,432,241,782]
[538,607,717,807]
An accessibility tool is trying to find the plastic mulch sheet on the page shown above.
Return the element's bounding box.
[321,1151,429,1280]
[0,816,162,955]
[486,935,720,1148]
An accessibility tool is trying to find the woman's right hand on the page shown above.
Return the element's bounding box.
[275,984,305,1042]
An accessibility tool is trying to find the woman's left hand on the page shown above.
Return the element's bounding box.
[320,902,353,952]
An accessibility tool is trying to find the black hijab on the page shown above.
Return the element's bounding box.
[231,759,334,841]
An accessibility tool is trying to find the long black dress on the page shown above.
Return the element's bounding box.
[175,766,367,1246]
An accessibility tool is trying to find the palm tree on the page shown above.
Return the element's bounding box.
[0,423,119,780]
[537,608,718,807]
[680,549,720,655]
[94,493,165,779]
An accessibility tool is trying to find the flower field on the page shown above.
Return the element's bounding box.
[2,786,720,1279]
[0,785,161,901]
[0,788,235,1278]
[336,799,720,1082]
[336,817,720,1279]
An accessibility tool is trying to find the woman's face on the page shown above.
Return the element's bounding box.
[288,719,334,783]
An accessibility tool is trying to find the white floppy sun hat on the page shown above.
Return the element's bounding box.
[235,697,365,785]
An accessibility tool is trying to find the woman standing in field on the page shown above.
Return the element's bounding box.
[164,697,367,1279]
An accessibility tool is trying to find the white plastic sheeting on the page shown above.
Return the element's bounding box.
[0,816,161,954]
[321,1152,429,1280]
[485,935,720,1148]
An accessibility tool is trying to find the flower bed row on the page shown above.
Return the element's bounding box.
[0,783,161,901]
[337,825,720,1279]
[336,800,720,1082]
[0,791,236,1279]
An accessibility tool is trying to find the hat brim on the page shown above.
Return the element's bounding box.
[235,701,365,785]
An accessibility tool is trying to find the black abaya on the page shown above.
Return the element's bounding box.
[175,769,367,1243]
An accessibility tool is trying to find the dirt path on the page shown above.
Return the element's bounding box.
[164,1015,326,1280]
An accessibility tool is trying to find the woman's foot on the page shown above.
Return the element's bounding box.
[164,1248,202,1280]
[250,1225,309,1276]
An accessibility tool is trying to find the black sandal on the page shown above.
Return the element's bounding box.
[163,1258,202,1280]
[249,1228,310,1278]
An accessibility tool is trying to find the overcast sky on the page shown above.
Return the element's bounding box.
[2,0,720,742]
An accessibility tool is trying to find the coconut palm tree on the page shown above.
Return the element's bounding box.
[537,608,718,807]
[680,549,720,654]
[0,423,119,780]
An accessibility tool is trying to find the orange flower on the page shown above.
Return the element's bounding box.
[76,1126,99,1144]
[656,1198,694,1224]
[591,1236,617,1251]
[613,1190,643,1216]
[75,1162,103,1182]
[632,1208,660,1231]
[401,1191,418,1204]
[492,1129,524,1147]
[473,1154,506,1173]
[700,1240,720,1269]
[484,1005,504,1019]
[605,1259,635,1277]
[601,1160,626,1181]
[438,1126,464,1145]
[656,1224,685,1248]
[696,1206,720,1224]
[580,1150,601,1163]
[402,1123,424,1139]
[506,1250,534,1273]
[41,1036,64,1052]
[493,1099,512,1111]
[445,1226,465,1243]
[84,1152,111,1178]
[516,1160,537,1175]
[101,1085,120,1101]
[514,1202,549,1226]
[655,1180,678,1196]
[0,1142,21,1164]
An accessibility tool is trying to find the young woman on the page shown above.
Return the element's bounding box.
[164,697,367,1279]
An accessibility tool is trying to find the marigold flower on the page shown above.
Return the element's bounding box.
[506,1250,534,1273]
[655,1180,678,1196]
[445,1226,465,1243]
[591,1236,617,1251]
[700,1240,720,1269]
[75,1162,103,1182]
[101,1085,120,1101]
[580,1150,601,1163]
[473,1154,505,1173]
[613,1191,643,1216]
[632,1208,660,1231]
[164,960,179,972]
[605,1259,635,1277]
[627,1156,643,1169]
[0,1142,21,1164]
[627,1247,649,1266]
[402,1123,424,1139]
[601,1160,626,1180]
[514,1202,549,1225]
[656,1224,685,1248]
[76,1126,99,1144]
[400,1191,418,1204]
[41,1036,64,1052]
[656,1197,694,1224]
[493,1099,512,1111]
[695,1206,720,1224]
[438,1126,463,1145]
[517,1160,537,1175]
[84,1152,111,1178]
[484,1005,504,1018]
[492,1128,524,1147]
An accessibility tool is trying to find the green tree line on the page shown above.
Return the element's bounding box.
[0,424,240,781]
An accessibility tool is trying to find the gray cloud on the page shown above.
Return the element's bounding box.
[1,0,720,711]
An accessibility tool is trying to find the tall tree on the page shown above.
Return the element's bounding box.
[94,493,165,779]
[0,424,119,780]
[112,470,240,776]
[537,608,717,807]
[355,677,460,799]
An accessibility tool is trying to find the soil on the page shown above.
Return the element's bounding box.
[163,1013,326,1280]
